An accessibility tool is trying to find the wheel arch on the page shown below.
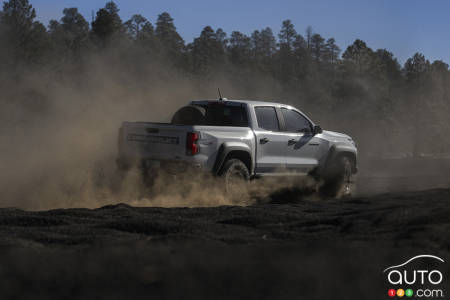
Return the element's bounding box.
[213,143,253,175]
[325,147,358,174]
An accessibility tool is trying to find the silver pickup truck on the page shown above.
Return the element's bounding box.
[117,99,358,197]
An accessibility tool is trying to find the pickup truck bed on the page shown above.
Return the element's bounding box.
[118,121,254,172]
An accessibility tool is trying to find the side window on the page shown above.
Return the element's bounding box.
[255,106,279,131]
[281,108,312,132]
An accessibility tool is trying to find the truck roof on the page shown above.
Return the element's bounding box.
[190,99,315,126]
[191,99,293,108]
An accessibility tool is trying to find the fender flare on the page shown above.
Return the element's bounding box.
[323,146,358,174]
[212,143,253,175]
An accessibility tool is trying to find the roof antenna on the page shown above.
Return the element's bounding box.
[217,88,223,101]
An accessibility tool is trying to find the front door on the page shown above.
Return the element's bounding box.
[280,108,327,174]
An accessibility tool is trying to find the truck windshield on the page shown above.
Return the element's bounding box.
[197,103,249,127]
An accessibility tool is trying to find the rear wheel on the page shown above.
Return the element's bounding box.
[219,159,250,202]
[319,156,354,199]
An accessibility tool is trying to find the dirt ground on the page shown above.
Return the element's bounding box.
[0,158,449,300]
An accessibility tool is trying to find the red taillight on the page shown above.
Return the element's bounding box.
[186,132,199,155]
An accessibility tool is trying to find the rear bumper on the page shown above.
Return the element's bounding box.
[144,159,203,174]
[116,156,204,174]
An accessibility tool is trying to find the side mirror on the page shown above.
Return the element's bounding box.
[313,125,322,135]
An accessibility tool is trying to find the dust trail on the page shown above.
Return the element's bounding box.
[6,151,320,210]
[0,53,282,210]
[1,48,448,210]
[0,47,318,210]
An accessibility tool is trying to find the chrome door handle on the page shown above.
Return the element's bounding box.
[260,138,269,144]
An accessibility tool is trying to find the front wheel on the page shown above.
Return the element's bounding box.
[319,156,355,199]
[219,159,250,203]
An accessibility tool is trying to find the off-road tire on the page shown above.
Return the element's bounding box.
[319,156,354,199]
[219,159,250,202]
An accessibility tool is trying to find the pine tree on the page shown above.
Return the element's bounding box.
[91,1,123,43]
[155,12,184,61]
[1,0,47,64]
[190,26,225,73]
[228,31,251,65]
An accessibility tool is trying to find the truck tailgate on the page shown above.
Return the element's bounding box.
[121,122,188,160]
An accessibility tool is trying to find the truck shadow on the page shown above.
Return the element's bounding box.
[265,186,317,204]
[293,135,313,149]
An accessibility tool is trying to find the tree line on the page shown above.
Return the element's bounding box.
[1,0,449,156]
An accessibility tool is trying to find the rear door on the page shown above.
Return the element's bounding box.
[253,106,287,174]
[279,108,327,174]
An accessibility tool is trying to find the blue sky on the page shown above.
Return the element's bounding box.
[30,0,450,64]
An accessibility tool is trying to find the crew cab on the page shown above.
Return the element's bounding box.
[117,99,358,197]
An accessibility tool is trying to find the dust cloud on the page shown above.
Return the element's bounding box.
[0,54,449,210]
[0,53,291,210]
